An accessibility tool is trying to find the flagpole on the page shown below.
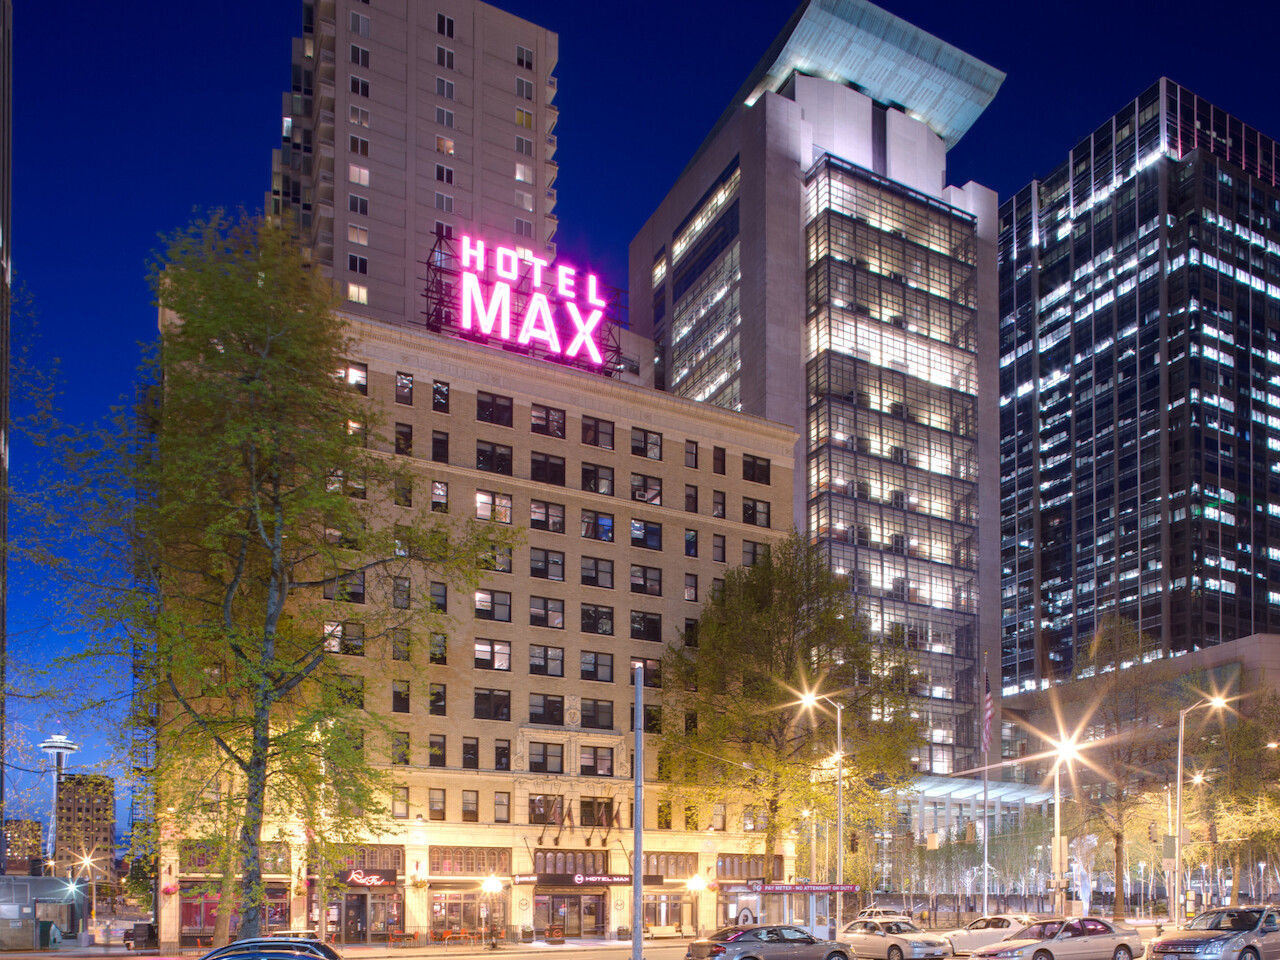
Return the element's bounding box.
[981,657,991,917]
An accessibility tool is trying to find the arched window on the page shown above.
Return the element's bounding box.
[535,852,545,872]
[430,849,442,873]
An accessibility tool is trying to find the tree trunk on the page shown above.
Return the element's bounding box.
[1229,848,1240,906]
[236,706,272,939]
[1113,831,1125,920]
[212,868,238,947]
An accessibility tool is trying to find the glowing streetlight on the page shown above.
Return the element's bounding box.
[1175,696,1227,926]
[1050,735,1078,917]
[686,874,706,936]
[481,874,503,948]
[800,691,845,936]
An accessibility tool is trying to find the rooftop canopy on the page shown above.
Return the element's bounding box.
[720,0,1005,152]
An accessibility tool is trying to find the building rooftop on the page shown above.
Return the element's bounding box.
[695,0,1004,166]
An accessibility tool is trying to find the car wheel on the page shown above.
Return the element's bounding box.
[889,946,905,960]
[1033,950,1053,960]
[1112,947,1131,960]
[825,952,847,960]
[1240,950,1259,960]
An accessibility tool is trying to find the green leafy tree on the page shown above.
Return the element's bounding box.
[660,531,917,883]
[22,213,512,942]
[1196,692,1280,904]
[1071,615,1175,919]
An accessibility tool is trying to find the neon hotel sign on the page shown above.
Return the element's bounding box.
[457,236,608,365]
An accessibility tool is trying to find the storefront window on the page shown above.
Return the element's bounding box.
[431,891,507,938]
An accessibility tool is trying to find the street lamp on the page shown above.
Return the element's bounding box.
[686,873,706,937]
[1175,696,1227,926]
[1050,735,1078,918]
[481,874,503,948]
[79,854,97,932]
[800,692,844,937]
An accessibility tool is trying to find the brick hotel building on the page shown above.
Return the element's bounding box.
[158,305,798,945]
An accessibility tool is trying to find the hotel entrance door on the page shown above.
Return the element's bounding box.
[533,894,606,938]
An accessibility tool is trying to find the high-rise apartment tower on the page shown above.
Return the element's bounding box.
[631,0,1004,775]
[269,0,559,327]
[999,79,1280,692]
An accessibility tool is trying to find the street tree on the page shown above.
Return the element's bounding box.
[660,531,917,883]
[23,213,512,941]
[1199,692,1280,904]
[1070,615,1175,919]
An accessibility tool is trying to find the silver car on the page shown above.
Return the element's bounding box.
[970,918,1142,960]
[1148,906,1280,960]
[840,919,954,960]
[942,916,1038,955]
[686,924,854,960]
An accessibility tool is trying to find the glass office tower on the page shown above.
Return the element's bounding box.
[1000,79,1280,692]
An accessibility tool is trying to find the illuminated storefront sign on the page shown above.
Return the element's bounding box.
[340,868,397,887]
[457,236,608,365]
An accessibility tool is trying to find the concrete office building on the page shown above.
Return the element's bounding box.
[630,0,1004,777]
[54,775,115,881]
[269,0,559,326]
[999,80,1280,692]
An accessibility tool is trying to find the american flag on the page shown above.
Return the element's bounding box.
[981,672,994,754]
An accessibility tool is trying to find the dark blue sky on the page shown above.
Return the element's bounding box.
[10,0,1280,809]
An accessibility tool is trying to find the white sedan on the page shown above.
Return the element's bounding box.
[942,916,1037,954]
[969,918,1142,960]
[840,919,953,960]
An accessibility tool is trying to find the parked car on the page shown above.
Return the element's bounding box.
[859,908,913,920]
[839,918,953,960]
[1147,905,1280,960]
[941,916,1038,954]
[201,938,342,960]
[686,924,854,960]
[969,917,1141,960]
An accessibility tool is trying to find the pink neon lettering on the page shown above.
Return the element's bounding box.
[556,265,576,298]
[565,303,603,364]
[461,236,485,271]
[524,253,549,287]
[461,273,511,339]
[586,274,607,308]
[518,293,561,352]
[495,247,519,281]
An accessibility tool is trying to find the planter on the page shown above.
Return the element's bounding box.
[616,926,630,940]
[546,924,565,944]
[521,929,534,943]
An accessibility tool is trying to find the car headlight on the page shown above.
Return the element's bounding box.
[1201,941,1231,957]
[909,942,929,949]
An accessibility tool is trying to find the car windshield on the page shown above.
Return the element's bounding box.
[883,923,922,935]
[1017,922,1062,941]
[708,928,749,942]
[1188,911,1261,932]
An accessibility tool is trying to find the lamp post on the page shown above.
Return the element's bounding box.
[800,693,844,937]
[1050,736,1077,918]
[1175,697,1227,926]
[1260,863,1267,902]
[79,854,97,933]
[481,874,502,948]
[686,873,706,937]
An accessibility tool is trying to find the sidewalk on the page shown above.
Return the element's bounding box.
[33,939,662,960]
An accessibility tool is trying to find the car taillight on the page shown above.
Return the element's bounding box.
[710,946,726,956]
